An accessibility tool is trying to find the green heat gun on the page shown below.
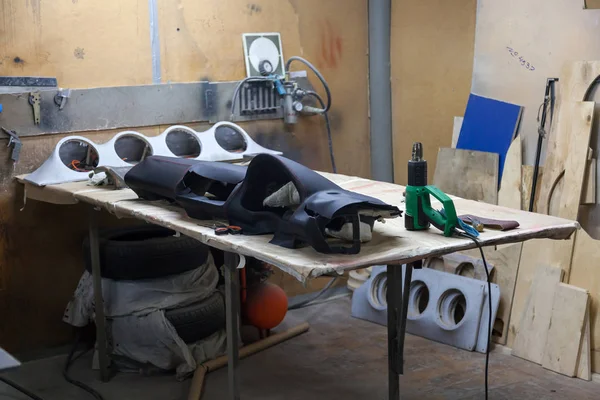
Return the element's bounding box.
[404,142,458,237]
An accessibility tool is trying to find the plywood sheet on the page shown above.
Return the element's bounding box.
[18,173,579,282]
[462,243,523,345]
[0,0,153,87]
[157,0,370,178]
[585,0,600,9]
[473,0,600,167]
[391,0,477,185]
[433,148,499,204]
[512,265,563,364]
[557,102,595,220]
[569,229,600,372]
[510,101,594,348]
[576,309,592,381]
[582,158,596,205]
[545,102,595,280]
[521,165,543,212]
[498,136,522,210]
[451,117,464,148]
[0,0,371,354]
[542,283,589,377]
[462,135,522,344]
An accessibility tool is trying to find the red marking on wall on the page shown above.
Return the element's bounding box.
[319,21,343,69]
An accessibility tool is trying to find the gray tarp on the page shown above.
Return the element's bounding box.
[63,254,227,378]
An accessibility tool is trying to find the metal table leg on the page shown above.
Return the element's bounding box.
[398,262,415,374]
[386,264,401,399]
[224,252,241,400]
[89,209,111,382]
[386,262,416,400]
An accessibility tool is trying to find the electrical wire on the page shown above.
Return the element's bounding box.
[0,376,46,400]
[63,330,105,400]
[456,230,492,400]
[305,91,337,173]
[288,276,339,310]
[286,56,332,112]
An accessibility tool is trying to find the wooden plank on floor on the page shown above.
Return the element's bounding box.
[462,243,522,345]
[432,148,499,204]
[569,228,600,373]
[542,283,589,377]
[509,101,594,348]
[576,308,592,381]
[468,135,523,344]
[512,265,563,364]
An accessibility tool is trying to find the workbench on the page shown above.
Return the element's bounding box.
[17,172,578,400]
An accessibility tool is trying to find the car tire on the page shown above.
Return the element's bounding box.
[165,291,226,343]
[83,225,209,280]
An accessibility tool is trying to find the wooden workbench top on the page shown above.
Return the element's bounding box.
[17,173,578,282]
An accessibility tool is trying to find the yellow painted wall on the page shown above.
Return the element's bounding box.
[0,0,477,353]
[391,0,477,185]
[0,0,368,352]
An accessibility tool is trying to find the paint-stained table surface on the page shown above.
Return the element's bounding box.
[17,173,578,282]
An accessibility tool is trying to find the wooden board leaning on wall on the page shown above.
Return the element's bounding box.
[434,137,521,345]
[509,61,600,372]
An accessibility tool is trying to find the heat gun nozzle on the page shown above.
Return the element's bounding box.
[412,142,423,162]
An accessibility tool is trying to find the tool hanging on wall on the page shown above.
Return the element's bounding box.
[230,53,335,172]
[530,77,558,212]
[1,127,22,166]
[28,92,41,124]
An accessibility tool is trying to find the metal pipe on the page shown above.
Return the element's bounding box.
[223,252,241,400]
[187,323,310,400]
[530,78,558,212]
[89,209,111,381]
[369,0,394,182]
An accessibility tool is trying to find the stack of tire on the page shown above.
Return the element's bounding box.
[83,225,225,343]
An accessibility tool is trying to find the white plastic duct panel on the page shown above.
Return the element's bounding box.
[24,122,281,186]
[424,253,494,282]
[351,265,500,353]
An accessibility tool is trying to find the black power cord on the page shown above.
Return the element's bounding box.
[456,231,492,400]
[286,56,332,112]
[0,376,46,400]
[304,90,336,174]
[63,330,106,400]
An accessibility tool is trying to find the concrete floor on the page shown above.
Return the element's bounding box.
[1,297,598,400]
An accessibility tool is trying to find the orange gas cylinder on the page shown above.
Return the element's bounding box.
[244,282,288,330]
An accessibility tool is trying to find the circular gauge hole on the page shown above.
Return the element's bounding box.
[437,289,467,329]
[368,272,387,310]
[408,280,429,318]
[114,135,153,165]
[58,140,99,172]
[215,126,247,153]
[166,129,201,158]
[426,257,445,271]
[457,263,475,279]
